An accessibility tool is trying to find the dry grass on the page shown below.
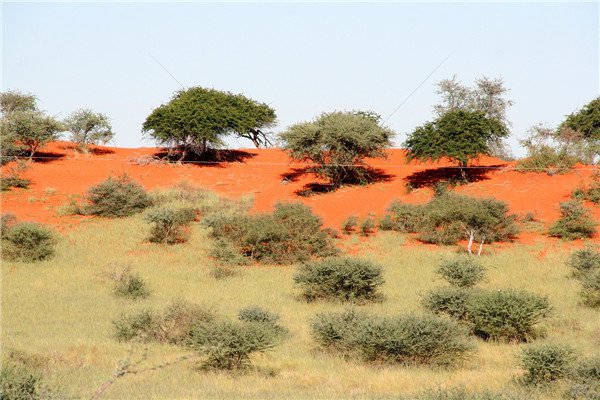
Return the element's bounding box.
[2,216,599,399]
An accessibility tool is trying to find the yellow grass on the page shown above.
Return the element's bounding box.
[2,217,599,399]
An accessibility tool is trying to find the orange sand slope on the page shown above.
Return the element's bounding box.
[1,142,599,234]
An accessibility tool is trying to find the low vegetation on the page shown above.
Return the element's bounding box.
[113,270,151,300]
[294,257,384,302]
[518,343,577,385]
[548,200,597,240]
[84,175,152,218]
[436,257,486,288]
[145,207,195,244]
[1,220,55,262]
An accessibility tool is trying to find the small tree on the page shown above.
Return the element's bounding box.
[142,87,276,158]
[64,109,114,152]
[404,110,509,180]
[279,111,394,187]
[3,111,63,160]
[0,90,37,115]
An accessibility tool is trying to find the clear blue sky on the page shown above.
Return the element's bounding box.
[3,1,598,156]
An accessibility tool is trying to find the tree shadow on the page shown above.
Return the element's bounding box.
[31,151,67,164]
[281,166,394,197]
[153,148,257,166]
[404,165,506,189]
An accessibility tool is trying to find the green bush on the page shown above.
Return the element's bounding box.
[436,257,486,288]
[580,271,600,308]
[186,320,278,370]
[382,201,426,233]
[360,217,376,236]
[417,387,522,400]
[145,207,195,244]
[0,176,30,191]
[209,239,250,266]
[342,215,358,233]
[294,257,384,302]
[573,356,600,383]
[209,265,240,280]
[311,310,473,367]
[238,306,287,336]
[1,222,55,262]
[205,202,336,264]
[113,272,150,300]
[549,200,597,240]
[0,362,53,400]
[568,246,600,278]
[467,289,551,342]
[113,301,215,344]
[84,175,152,217]
[422,287,472,321]
[519,343,576,385]
[515,145,578,174]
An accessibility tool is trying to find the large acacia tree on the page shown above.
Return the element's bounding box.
[404,109,508,179]
[279,111,394,187]
[142,87,276,158]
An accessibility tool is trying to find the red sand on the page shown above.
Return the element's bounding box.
[2,142,599,242]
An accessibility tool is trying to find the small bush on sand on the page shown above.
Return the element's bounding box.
[205,202,336,264]
[84,175,152,217]
[113,272,150,300]
[0,176,31,192]
[382,201,426,233]
[467,289,551,342]
[294,257,384,302]
[568,245,600,278]
[1,222,55,262]
[580,271,600,308]
[548,200,597,240]
[519,343,577,385]
[187,320,278,370]
[145,207,195,244]
[436,257,486,288]
[342,215,358,234]
[360,216,376,236]
[422,287,473,321]
[311,310,472,367]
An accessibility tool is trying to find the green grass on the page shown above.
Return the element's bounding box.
[2,216,598,399]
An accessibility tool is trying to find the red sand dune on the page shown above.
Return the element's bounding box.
[2,142,599,242]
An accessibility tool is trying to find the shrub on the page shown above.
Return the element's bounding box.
[0,176,30,192]
[566,356,600,400]
[84,175,152,217]
[360,217,376,236]
[342,215,358,233]
[113,301,215,344]
[238,306,287,336]
[519,343,577,385]
[210,265,240,280]
[1,222,55,262]
[378,213,395,231]
[205,202,336,264]
[467,289,551,342]
[548,200,597,240]
[515,145,578,174]
[294,257,384,302]
[568,246,600,278]
[311,310,473,367]
[0,362,54,400]
[0,213,16,235]
[209,239,250,266]
[145,207,195,244]
[436,257,486,288]
[417,387,522,400]
[573,356,600,383]
[113,272,150,300]
[580,271,600,308]
[422,287,472,321]
[383,201,426,233]
[186,320,278,370]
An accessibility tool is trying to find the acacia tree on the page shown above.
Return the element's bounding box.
[0,91,38,163]
[279,111,394,187]
[64,109,114,152]
[560,97,600,140]
[5,111,63,160]
[404,110,508,180]
[142,87,276,159]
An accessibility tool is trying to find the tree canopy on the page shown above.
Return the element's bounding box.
[279,111,394,187]
[404,109,509,170]
[142,87,276,158]
[64,109,114,152]
[560,96,600,140]
[0,91,37,115]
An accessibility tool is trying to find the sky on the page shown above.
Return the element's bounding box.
[2,1,599,156]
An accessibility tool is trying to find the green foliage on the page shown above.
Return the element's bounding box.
[417,387,522,400]
[1,222,55,262]
[142,86,277,155]
[205,202,336,264]
[0,90,39,164]
[0,91,37,115]
[0,177,30,192]
[84,175,152,218]
[422,287,472,321]
[279,111,393,187]
[342,215,358,233]
[186,320,278,370]
[0,362,52,400]
[548,200,597,240]
[360,217,376,236]
[238,306,287,336]
[436,257,486,288]
[515,144,578,174]
[382,201,426,233]
[63,108,114,151]
[145,207,195,244]
[113,272,150,300]
[311,310,473,367]
[580,271,600,308]
[113,301,215,344]
[561,97,600,140]
[3,111,63,160]
[419,192,518,246]
[209,239,250,266]
[294,257,384,302]
[572,173,600,204]
[519,343,577,385]
[467,289,551,342]
[568,246,600,278]
[404,109,509,170]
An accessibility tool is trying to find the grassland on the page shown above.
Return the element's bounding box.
[2,214,599,399]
